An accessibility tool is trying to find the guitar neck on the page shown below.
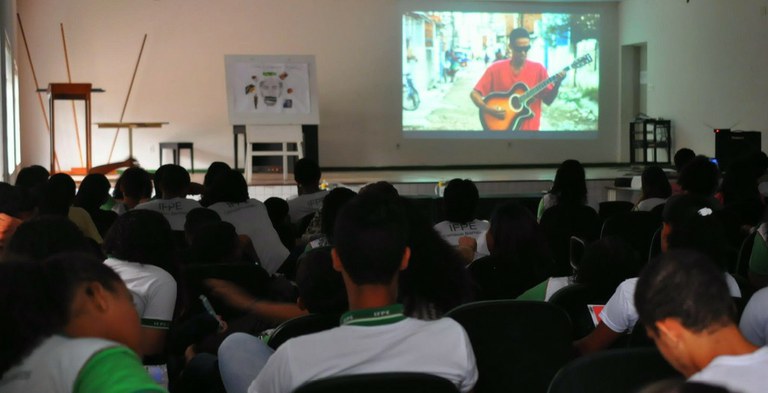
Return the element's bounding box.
[520,65,570,102]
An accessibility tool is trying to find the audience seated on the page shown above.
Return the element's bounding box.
[206,169,289,275]
[739,286,768,347]
[135,164,201,231]
[305,187,356,251]
[671,148,696,195]
[0,254,166,392]
[217,194,478,393]
[39,173,103,244]
[103,209,179,361]
[264,197,295,250]
[575,194,742,355]
[470,201,554,300]
[3,216,101,261]
[112,166,153,215]
[433,178,490,261]
[538,159,588,221]
[287,158,328,224]
[14,164,49,220]
[677,155,721,204]
[635,249,767,393]
[635,166,672,212]
[199,161,232,207]
[74,173,118,237]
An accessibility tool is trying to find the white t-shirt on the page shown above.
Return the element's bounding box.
[600,275,741,333]
[287,190,328,223]
[433,219,490,260]
[209,200,290,275]
[104,257,177,329]
[134,197,201,231]
[544,276,573,301]
[689,346,768,393]
[740,287,768,347]
[249,311,477,393]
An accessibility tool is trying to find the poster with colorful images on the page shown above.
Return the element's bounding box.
[225,55,319,125]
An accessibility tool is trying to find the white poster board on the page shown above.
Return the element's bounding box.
[225,55,319,125]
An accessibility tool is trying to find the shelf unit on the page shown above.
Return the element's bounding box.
[630,119,671,165]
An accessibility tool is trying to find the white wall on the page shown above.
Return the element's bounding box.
[17,0,620,171]
[619,0,768,157]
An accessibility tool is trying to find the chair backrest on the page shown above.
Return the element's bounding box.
[548,284,613,340]
[648,227,662,263]
[569,236,586,272]
[268,313,341,350]
[447,300,573,393]
[540,205,601,276]
[735,228,757,277]
[547,348,681,393]
[598,201,635,223]
[600,211,662,259]
[292,372,460,393]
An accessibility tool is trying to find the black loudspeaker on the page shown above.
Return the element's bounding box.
[714,129,761,171]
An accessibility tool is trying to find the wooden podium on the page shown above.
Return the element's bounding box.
[43,83,104,173]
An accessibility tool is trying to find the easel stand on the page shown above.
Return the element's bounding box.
[243,125,304,181]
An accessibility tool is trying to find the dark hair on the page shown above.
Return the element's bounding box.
[443,179,479,224]
[0,253,123,377]
[294,158,321,187]
[116,167,153,200]
[4,216,94,261]
[188,222,241,265]
[677,155,720,196]
[662,194,729,270]
[320,187,357,241]
[641,166,672,201]
[333,195,409,285]
[635,249,736,335]
[574,236,643,293]
[75,174,112,211]
[14,165,49,189]
[264,197,290,226]
[358,181,399,200]
[38,173,76,216]
[550,159,587,206]
[184,208,222,242]
[673,148,696,172]
[158,164,191,197]
[508,27,530,43]
[295,248,348,314]
[488,202,552,274]
[201,162,232,207]
[103,209,177,276]
[0,182,21,217]
[398,197,474,317]
[206,169,249,204]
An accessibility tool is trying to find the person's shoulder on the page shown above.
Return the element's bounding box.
[525,60,546,70]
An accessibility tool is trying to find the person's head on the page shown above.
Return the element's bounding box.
[75,174,112,210]
[487,201,551,263]
[635,249,737,377]
[14,165,49,189]
[3,216,95,261]
[0,182,21,218]
[0,253,141,376]
[573,236,643,293]
[674,148,696,172]
[295,248,348,314]
[203,162,231,190]
[661,194,728,269]
[184,207,222,243]
[206,169,249,204]
[117,167,153,201]
[641,166,672,201]
[264,197,290,227]
[38,173,76,216]
[293,158,322,191]
[158,164,191,199]
[551,159,587,206]
[508,28,531,66]
[443,178,479,224]
[188,222,242,265]
[677,155,720,196]
[332,195,410,286]
[320,187,357,241]
[103,209,176,275]
[358,181,399,200]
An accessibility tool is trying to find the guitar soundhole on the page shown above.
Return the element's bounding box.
[509,95,521,111]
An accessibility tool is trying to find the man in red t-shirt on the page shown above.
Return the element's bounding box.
[470,28,564,131]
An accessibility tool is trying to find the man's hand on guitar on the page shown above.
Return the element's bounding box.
[484,105,506,120]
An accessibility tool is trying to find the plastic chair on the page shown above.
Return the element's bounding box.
[540,205,601,276]
[547,348,681,393]
[735,228,757,276]
[600,211,661,259]
[293,372,460,393]
[447,300,573,393]
[548,284,613,340]
[598,201,634,223]
[268,313,341,350]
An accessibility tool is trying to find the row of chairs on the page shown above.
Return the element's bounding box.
[268,300,679,393]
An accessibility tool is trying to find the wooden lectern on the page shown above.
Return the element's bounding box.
[44,83,103,173]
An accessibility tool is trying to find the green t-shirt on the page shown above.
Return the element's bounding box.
[74,346,167,393]
[517,280,548,301]
[750,232,768,276]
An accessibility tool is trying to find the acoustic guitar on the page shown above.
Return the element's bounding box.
[479,54,593,131]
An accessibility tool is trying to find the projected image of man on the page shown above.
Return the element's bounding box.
[470,28,565,131]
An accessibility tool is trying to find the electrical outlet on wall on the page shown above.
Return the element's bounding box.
[149,144,156,153]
